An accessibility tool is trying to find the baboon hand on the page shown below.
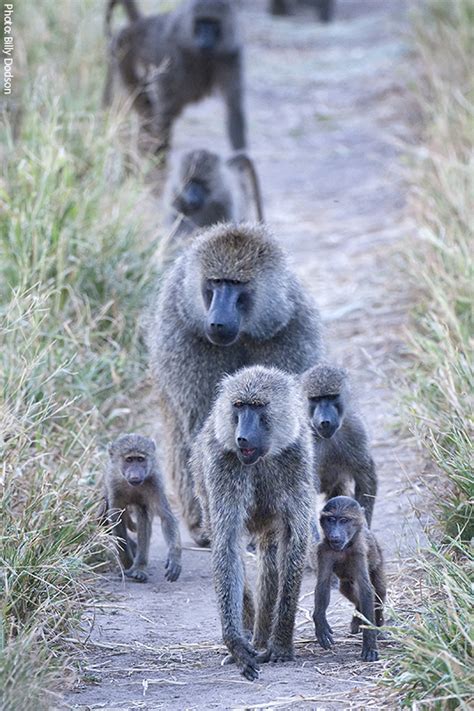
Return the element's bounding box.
[314,617,334,649]
[361,644,379,662]
[225,636,260,681]
[165,555,182,582]
[125,567,148,583]
[256,641,294,663]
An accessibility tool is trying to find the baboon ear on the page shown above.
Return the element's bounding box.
[150,439,157,452]
[107,442,114,457]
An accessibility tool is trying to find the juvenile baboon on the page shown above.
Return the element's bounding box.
[269,0,335,22]
[105,433,182,582]
[302,363,377,526]
[147,223,323,544]
[313,496,386,661]
[192,366,314,680]
[164,149,264,244]
[104,0,246,155]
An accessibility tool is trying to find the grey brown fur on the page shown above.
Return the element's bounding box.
[269,0,334,22]
[105,433,182,582]
[147,223,323,544]
[162,149,264,259]
[313,496,386,661]
[104,0,246,155]
[302,363,378,526]
[192,366,314,679]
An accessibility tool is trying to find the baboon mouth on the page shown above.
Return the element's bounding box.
[128,479,143,486]
[238,447,260,465]
[241,448,256,457]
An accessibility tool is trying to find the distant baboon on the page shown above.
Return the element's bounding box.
[163,149,264,245]
[105,434,182,582]
[302,363,377,526]
[192,366,314,680]
[104,0,246,154]
[269,0,335,22]
[313,496,386,661]
[147,223,323,544]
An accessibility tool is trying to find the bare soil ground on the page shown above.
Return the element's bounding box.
[65,2,423,708]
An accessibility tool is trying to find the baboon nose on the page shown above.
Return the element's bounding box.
[320,420,331,429]
[210,322,224,331]
[237,436,248,445]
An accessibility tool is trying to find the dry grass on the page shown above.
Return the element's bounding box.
[386,1,474,708]
[1,2,160,708]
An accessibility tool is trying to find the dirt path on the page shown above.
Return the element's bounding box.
[66,2,422,708]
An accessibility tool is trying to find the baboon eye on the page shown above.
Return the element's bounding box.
[233,401,244,408]
[326,516,336,524]
[339,518,348,524]
[136,456,145,463]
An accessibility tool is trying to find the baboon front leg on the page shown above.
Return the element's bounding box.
[313,549,334,650]
[157,495,182,582]
[125,505,152,583]
[357,571,378,661]
[212,524,259,681]
[219,64,246,151]
[260,517,309,662]
[109,507,135,570]
[253,533,278,650]
[371,566,386,627]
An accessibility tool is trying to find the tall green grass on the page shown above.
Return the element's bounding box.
[1,2,159,708]
[388,1,474,708]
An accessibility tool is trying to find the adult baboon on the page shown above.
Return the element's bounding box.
[269,0,335,22]
[147,223,323,544]
[192,366,314,680]
[164,148,264,243]
[104,0,246,154]
[105,433,182,582]
[313,496,386,661]
[302,363,378,526]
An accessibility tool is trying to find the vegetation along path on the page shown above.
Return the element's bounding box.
[67,2,422,708]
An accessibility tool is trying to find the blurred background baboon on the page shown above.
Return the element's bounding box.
[160,148,264,260]
[192,366,314,680]
[105,434,182,582]
[104,0,246,155]
[147,223,323,544]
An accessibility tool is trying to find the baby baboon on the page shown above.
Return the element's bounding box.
[302,363,377,526]
[148,223,323,544]
[164,148,264,242]
[105,434,182,583]
[313,496,386,661]
[269,0,334,22]
[192,366,314,680]
[104,0,246,154]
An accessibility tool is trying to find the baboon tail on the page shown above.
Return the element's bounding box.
[105,0,142,38]
[226,151,265,222]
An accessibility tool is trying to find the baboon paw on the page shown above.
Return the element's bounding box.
[221,653,235,666]
[125,567,148,583]
[257,645,294,663]
[361,647,379,662]
[225,639,260,680]
[350,620,361,635]
[315,622,334,650]
[165,558,182,582]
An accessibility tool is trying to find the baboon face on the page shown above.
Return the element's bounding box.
[214,366,304,464]
[202,277,252,346]
[186,225,294,347]
[320,497,363,551]
[309,393,344,439]
[183,0,238,56]
[233,400,270,465]
[108,434,156,487]
[174,179,209,215]
[173,150,221,216]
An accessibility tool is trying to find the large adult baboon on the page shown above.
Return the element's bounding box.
[192,366,314,679]
[104,0,246,154]
[147,223,323,543]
